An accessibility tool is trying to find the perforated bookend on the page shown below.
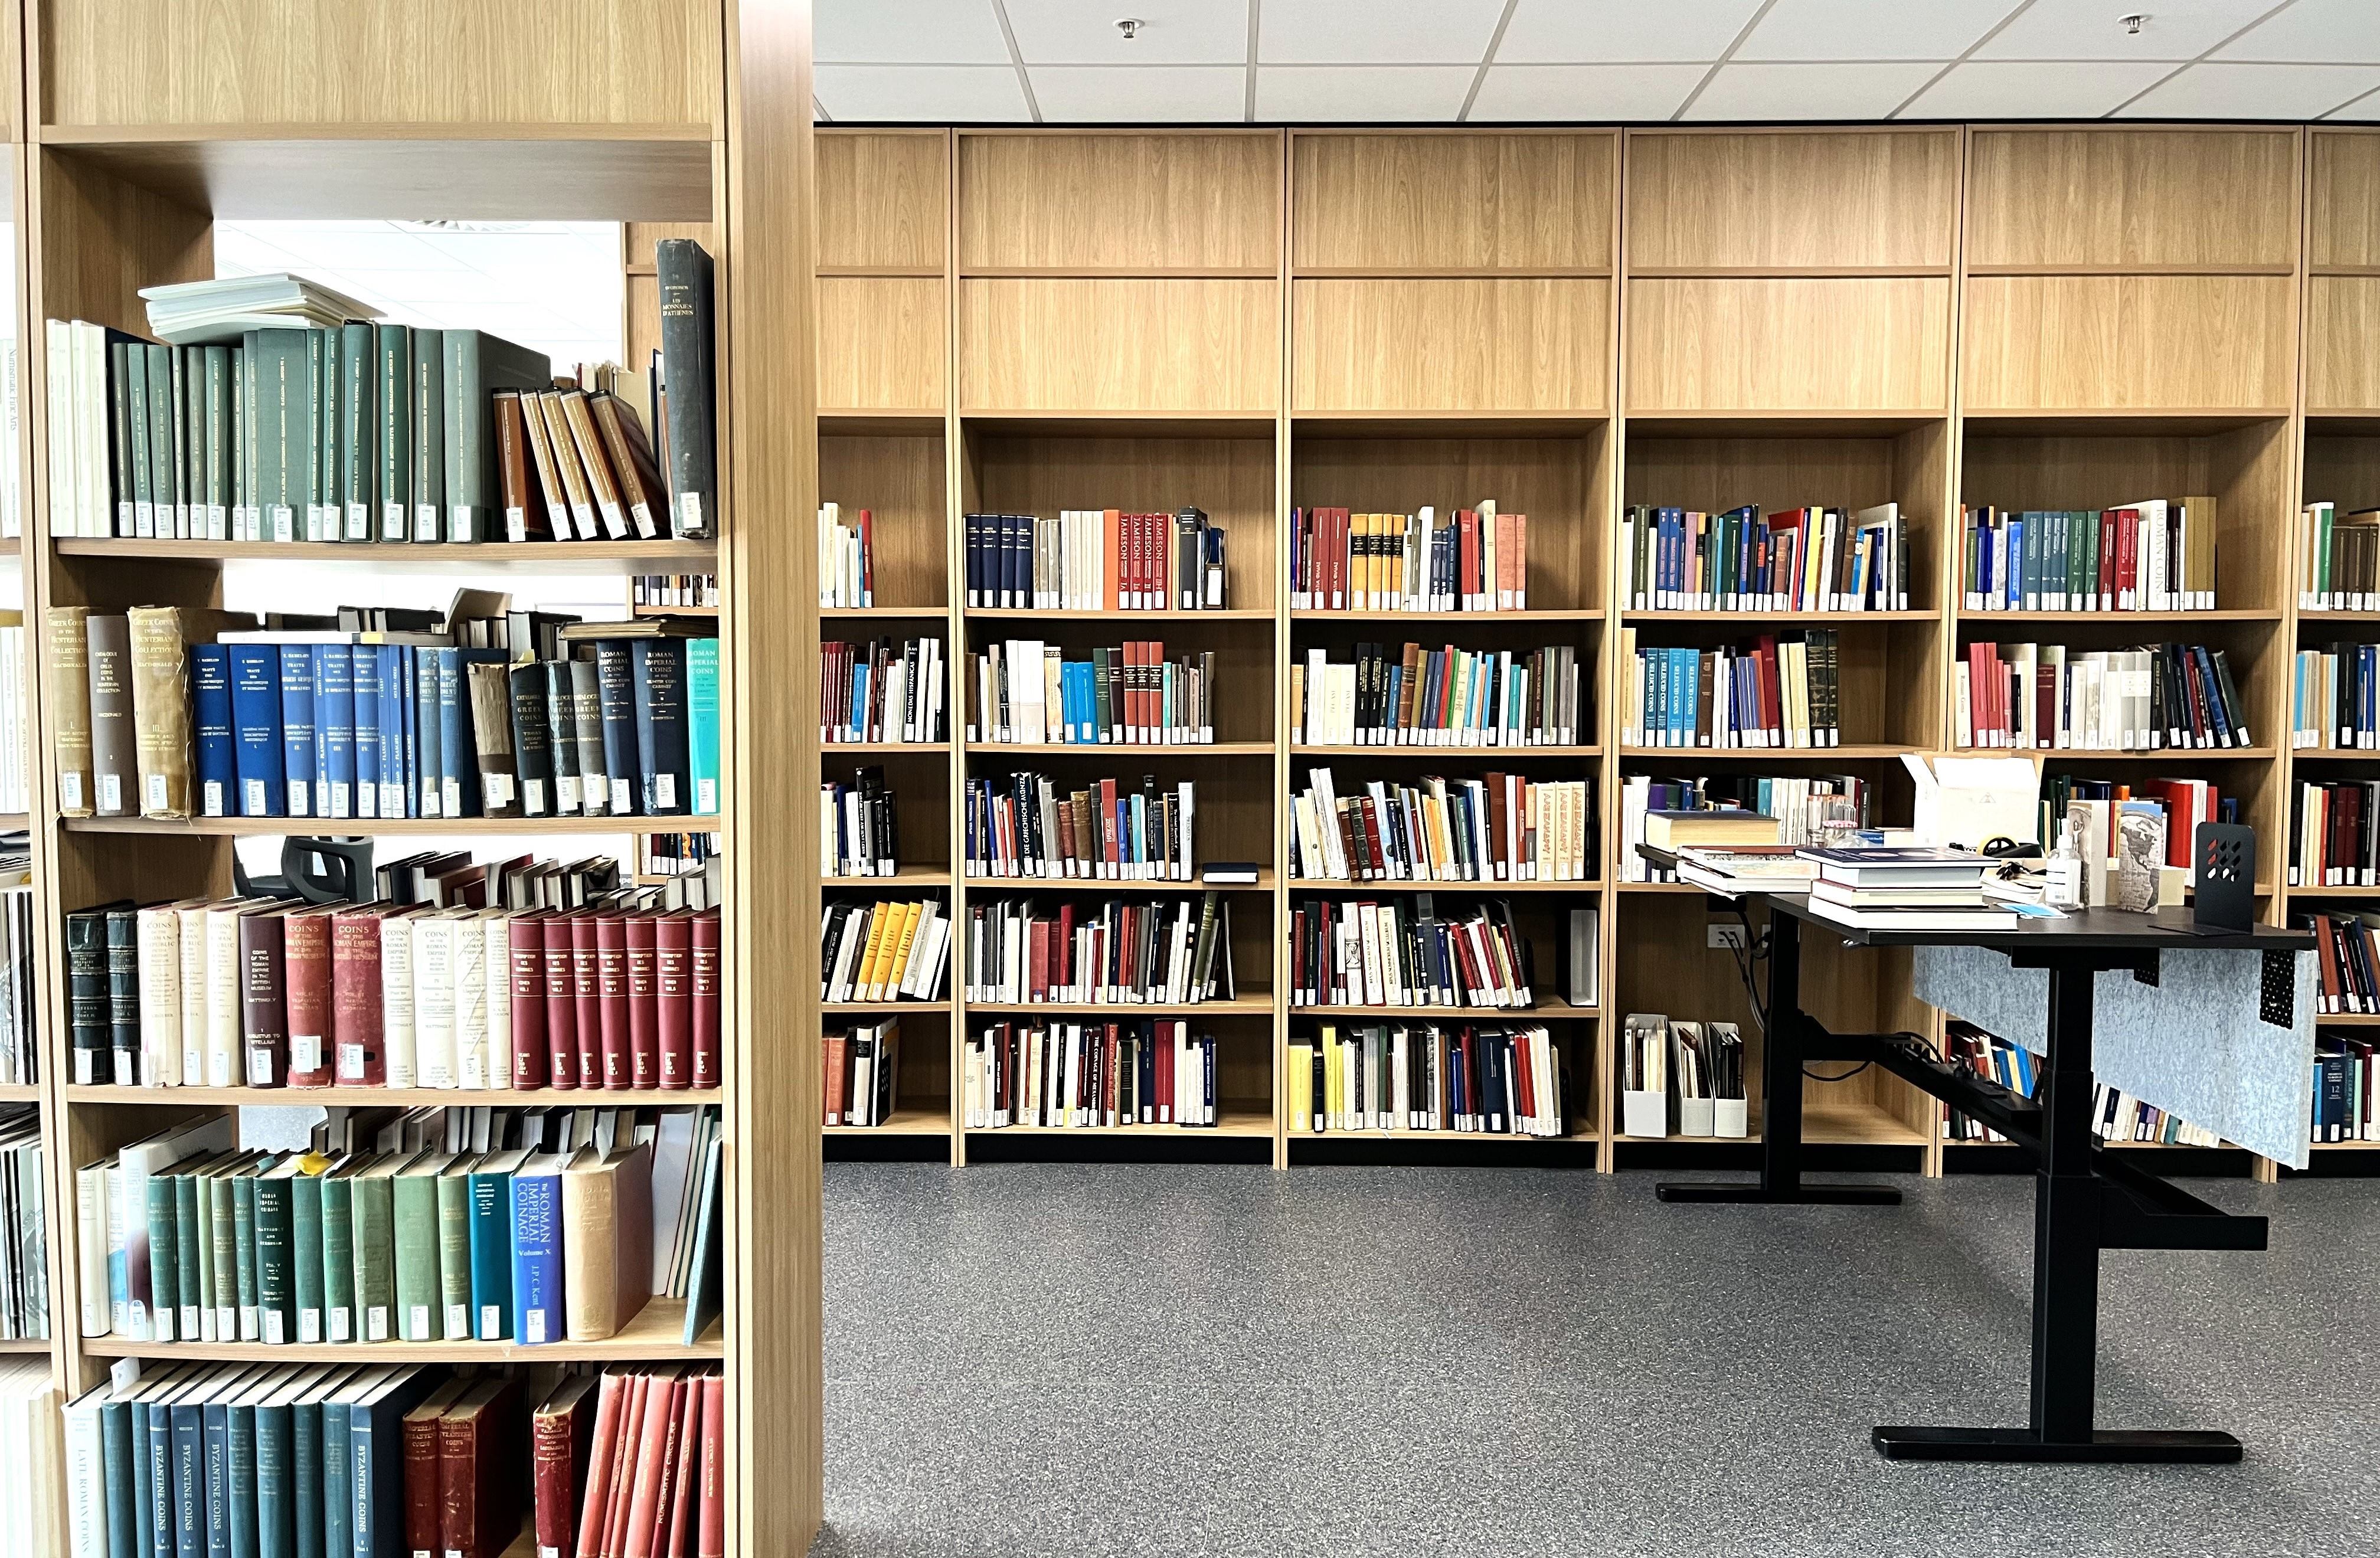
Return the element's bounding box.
[2192,821,2255,934]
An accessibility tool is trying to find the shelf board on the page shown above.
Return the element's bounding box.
[960,410,1276,438]
[1292,1003,1597,1020]
[966,996,1274,1017]
[1960,408,2289,436]
[823,1108,951,1137]
[83,1297,719,1363]
[1955,608,2279,624]
[68,1084,722,1107]
[1285,877,1602,893]
[1623,409,1946,437]
[823,740,950,755]
[1617,744,1915,760]
[63,814,718,837]
[54,537,717,570]
[2280,885,2380,898]
[0,1337,48,1354]
[633,603,719,618]
[1613,1099,1925,1147]
[2284,749,2380,762]
[0,1084,39,1105]
[2316,1012,2380,1026]
[1287,1127,1594,1147]
[820,999,952,1015]
[819,410,947,435]
[966,607,1274,621]
[1289,410,1607,438]
[820,605,949,620]
[1623,609,1935,624]
[1952,746,2277,762]
[965,870,1274,893]
[1292,744,1598,759]
[822,867,955,889]
[2297,608,2380,622]
[966,1109,1274,1138]
[1292,608,1603,623]
[966,741,1271,756]
[2309,1137,2380,1150]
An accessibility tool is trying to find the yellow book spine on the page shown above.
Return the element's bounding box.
[855,904,895,1000]
[884,900,924,994]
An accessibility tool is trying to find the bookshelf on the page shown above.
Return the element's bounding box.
[12,0,823,1552]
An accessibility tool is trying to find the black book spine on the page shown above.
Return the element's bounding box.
[632,638,692,815]
[66,909,112,1085]
[594,641,641,816]
[507,662,555,816]
[106,906,140,1084]
[654,240,718,537]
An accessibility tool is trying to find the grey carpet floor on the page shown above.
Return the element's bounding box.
[813,1163,2378,1558]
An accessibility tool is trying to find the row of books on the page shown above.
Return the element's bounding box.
[2291,644,2380,750]
[1287,768,1596,883]
[818,503,876,608]
[820,898,953,1004]
[0,878,34,1086]
[68,888,724,1092]
[964,508,1225,611]
[823,767,901,879]
[1618,774,1874,881]
[820,635,945,745]
[1619,630,1845,749]
[633,571,718,610]
[1961,499,2217,613]
[0,622,27,815]
[2314,1033,2376,1144]
[75,1104,722,1347]
[1292,643,1584,748]
[963,895,1237,1006]
[1796,848,2015,935]
[2299,502,2380,610]
[1289,1023,1570,1136]
[2307,911,2380,1015]
[1286,898,1538,1011]
[2041,777,2227,892]
[638,833,718,880]
[1954,641,2252,752]
[1289,504,1528,613]
[969,639,1217,746]
[2097,1085,2223,1146]
[2295,780,2380,888]
[1617,1015,1750,1139]
[0,1109,42,1341]
[1623,503,1909,613]
[824,1019,903,1127]
[965,772,1197,882]
[51,605,719,821]
[1943,1022,2032,1143]
[964,1020,1226,1129]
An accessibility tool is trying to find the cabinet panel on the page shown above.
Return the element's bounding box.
[820,130,946,273]
[819,277,945,414]
[1626,129,1956,271]
[2308,276,2380,414]
[1292,132,1613,272]
[1624,277,1949,414]
[1292,277,1607,414]
[957,132,1279,273]
[1963,273,2296,413]
[959,278,1279,414]
[2310,130,2380,271]
[1966,129,2297,270]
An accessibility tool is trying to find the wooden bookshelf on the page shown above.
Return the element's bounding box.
[81,1297,720,1364]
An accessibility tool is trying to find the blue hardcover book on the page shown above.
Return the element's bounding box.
[277,646,316,819]
[686,637,720,814]
[592,642,640,816]
[400,646,420,819]
[412,645,442,818]
[348,1369,442,1558]
[227,643,287,817]
[312,646,356,821]
[348,646,380,820]
[631,639,691,816]
[376,646,406,820]
[466,1148,525,1340]
[191,644,236,819]
[508,1153,569,1346]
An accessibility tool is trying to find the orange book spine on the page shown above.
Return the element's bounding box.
[574,1374,628,1558]
[1101,508,1121,612]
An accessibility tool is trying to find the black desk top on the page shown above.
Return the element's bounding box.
[1638,846,2312,953]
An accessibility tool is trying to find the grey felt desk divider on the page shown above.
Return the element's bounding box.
[1913,944,2318,1168]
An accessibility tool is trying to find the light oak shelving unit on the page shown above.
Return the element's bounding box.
[813,118,2374,1182]
[15,1,825,1552]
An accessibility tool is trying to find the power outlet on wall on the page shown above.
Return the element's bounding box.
[1707,921,1747,951]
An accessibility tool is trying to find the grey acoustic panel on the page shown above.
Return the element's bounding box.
[1914,944,2316,1168]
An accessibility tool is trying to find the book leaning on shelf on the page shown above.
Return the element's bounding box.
[2298,780,2380,886]
[969,639,1214,745]
[0,1359,61,1558]
[965,771,1195,881]
[818,502,875,607]
[1620,628,1842,748]
[965,507,1225,611]
[820,898,952,1004]
[965,894,1235,1006]
[824,767,901,879]
[1293,642,1581,748]
[1290,502,1526,612]
[1287,897,1535,1010]
[1289,1022,1568,1136]
[1623,502,1908,613]
[1619,774,1873,881]
[70,1101,722,1349]
[0,1108,44,1341]
[1955,641,2251,752]
[2292,643,2380,749]
[1289,766,1593,883]
[2300,502,2380,609]
[966,1019,1224,1129]
[1961,497,2216,612]
[2040,775,2227,894]
[2313,1032,2376,1144]
[821,636,945,744]
[824,1019,902,1126]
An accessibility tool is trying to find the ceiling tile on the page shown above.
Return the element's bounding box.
[2117,60,2380,117]
[1031,65,1248,120]
[817,0,1011,63]
[1259,0,1506,64]
[1005,0,1249,64]
[815,64,1034,121]
[1469,64,1707,122]
[1897,58,2174,119]
[1494,0,1763,64]
[1682,61,1944,120]
[2327,84,2380,119]
[2221,0,2380,63]
[1255,64,1477,119]
[1979,0,2278,61]
[1734,0,2019,61]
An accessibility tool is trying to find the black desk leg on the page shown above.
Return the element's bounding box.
[1658,900,1900,1206]
[1873,959,2241,1463]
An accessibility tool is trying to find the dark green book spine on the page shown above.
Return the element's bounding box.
[319,1175,355,1344]
[156,343,184,538]
[125,343,153,534]
[176,345,199,539]
[208,1171,239,1337]
[143,1400,174,1558]
[235,338,256,538]
[341,321,376,539]
[287,1173,322,1344]
[434,1171,473,1341]
[225,1401,259,1558]
[253,1403,293,1558]
[145,1174,179,1341]
[375,325,411,540]
[315,325,340,542]
[231,1173,258,1340]
[104,905,138,1084]
[290,1400,323,1558]
[105,338,133,536]
[410,329,444,542]
[202,346,231,539]
[253,1173,293,1345]
[101,1399,137,1558]
[303,329,326,541]
[349,1173,395,1343]
[655,239,718,537]
[259,327,314,544]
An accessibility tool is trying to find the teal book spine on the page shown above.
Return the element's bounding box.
[130,1399,156,1558]
[289,1175,323,1344]
[144,1175,180,1342]
[319,1402,350,1558]
[253,1176,294,1346]
[232,1175,259,1340]
[202,1396,230,1558]
[687,636,720,816]
[434,1173,473,1341]
[319,1177,356,1344]
[172,1173,202,1340]
[253,1402,292,1558]
[290,1400,323,1558]
[225,1399,259,1558]
[351,1373,439,1558]
[466,1167,513,1340]
[169,1399,204,1558]
[142,1400,172,1558]
[100,1399,137,1558]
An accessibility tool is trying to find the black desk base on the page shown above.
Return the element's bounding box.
[1655,1181,1902,1205]
[1871,1426,2243,1464]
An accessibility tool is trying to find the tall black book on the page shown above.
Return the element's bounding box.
[655,239,717,539]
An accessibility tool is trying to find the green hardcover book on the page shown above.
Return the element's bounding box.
[443,328,552,542]
[178,345,201,539]
[202,346,233,539]
[375,325,411,540]
[316,326,342,542]
[319,1161,359,1344]
[340,321,377,540]
[303,329,327,541]
[125,342,154,535]
[235,338,256,538]
[153,344,182,539]
[251,1159,299,1346]
[143,1165,182,1341]
[252,1365,336,1558]
[410,329,445,542]
[107,338,136,537]
[390,1153,451,1342]
[172,1166,204,1340]
[256,326,313,544]
[434,1154,478,1341]
[224,1371,280,1558]
[287,1164,325,1345]
[231,1171,259,1340]
[348,1155,411,1344]
[214,1156,266,1340]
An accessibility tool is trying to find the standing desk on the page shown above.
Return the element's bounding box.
[1639,844,2312,1463]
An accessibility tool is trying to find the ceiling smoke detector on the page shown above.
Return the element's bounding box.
[1115,17,1143,40]
[2118,12,2149,35]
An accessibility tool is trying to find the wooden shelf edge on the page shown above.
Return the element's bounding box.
[82,1300,719,1363]
[41,121,716,146]
[63,814,722,836]
[67,1085,724,1107]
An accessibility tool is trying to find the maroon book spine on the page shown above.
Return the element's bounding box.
[543,912,580,1088]
[401,1399,446,1558]
[571,912,604,1089]
[626,913,661,1089]
[596,912,632,1090]
[238,909,290,1087]
[331,905,387,1086]
[508,911,551,1089]
[691,908,721,1091]
[656,912,695,1089]
[283,908,334,1087]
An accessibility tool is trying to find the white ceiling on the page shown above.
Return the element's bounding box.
[812,0,2380,124]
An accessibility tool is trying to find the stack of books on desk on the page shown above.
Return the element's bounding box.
[1797,848,2018,932]
[1674,845,1815,896]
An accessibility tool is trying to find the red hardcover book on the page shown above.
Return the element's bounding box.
[571,914,605,1087]
[534,1374,600,1558]
[283,904,336,1087]
[239,906,293,1088]
[440,1376,523,1558]
[642,1377,693,1558]
[330,903,390,1086]
[543,913,581,1089]
[628,912,663,1088]
[1457,509,1479,608]
[658,1375,706,1558]
[401,1381,468,1558]
[697,1377,725,1558]
[2116,506,2139,608]
[823,1032,848,1124]
[2097,508,2119,608]
[656,912,696,1088]
[1026,917,1050,1003]
[595,1373,648,1558]
[508,911,551,1089]
[596,912,632,1090]
[620,1375,681,1558]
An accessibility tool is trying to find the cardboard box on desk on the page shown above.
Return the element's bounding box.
[1904,752,2039,852]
